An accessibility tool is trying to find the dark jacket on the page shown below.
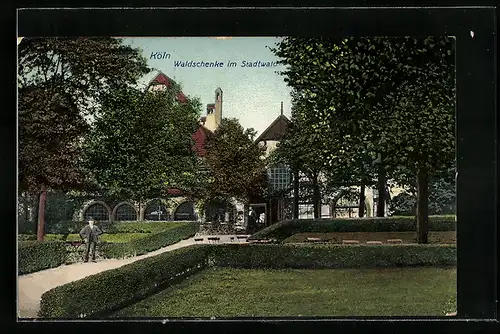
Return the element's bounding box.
[79,225,103,243]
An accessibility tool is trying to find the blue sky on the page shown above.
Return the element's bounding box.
[122,37,292,136]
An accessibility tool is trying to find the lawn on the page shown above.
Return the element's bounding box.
[110,266,456,317]
[43,233,149,243]
[283,231,456,244]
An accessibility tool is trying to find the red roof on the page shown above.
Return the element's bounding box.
[148,72,187,104]
[191,125,212,157]
[152,73,171,86]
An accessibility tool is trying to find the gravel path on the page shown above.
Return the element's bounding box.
[17,235,249,319]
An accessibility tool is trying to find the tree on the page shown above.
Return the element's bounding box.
[270,37,455,243]
[18,87,91,241]
[18,37,149,240]
[83,85,202,205]
[204,118,267,206]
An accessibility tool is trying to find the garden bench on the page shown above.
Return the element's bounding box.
[387,239,403,244]
[342,240,360,244]
[207,237,220,243]
[194,238,204,243]
[306,237,323,243]
[366,241,383,245]
[236,236,248,241]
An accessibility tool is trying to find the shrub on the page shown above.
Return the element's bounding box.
[38,245,211,318]
[18,241,67,275]
[46,220,192,234]
[98,222,199,258]
[211,244,457,269]
[249,216,456,242]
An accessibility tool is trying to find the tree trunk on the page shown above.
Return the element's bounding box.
[293,169,299,219]
[312,174,321,219]
[416,167,429,244]
[358,183,366,218]
[37,186,47,241]
[377,166,386,217]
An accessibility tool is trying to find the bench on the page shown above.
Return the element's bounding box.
[387,239,403,244]
[306,237,323,243]
[207,237,220,243]
[366,241,383,245]
[342,240,360,245]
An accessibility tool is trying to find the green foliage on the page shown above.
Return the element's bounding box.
[83,86,202,201]
[18,241,67,275]
[249,216,456,242]
[18,37,150,115]
[98,222,199,258]
[45,220,190,234]
[270,37,455,241]
[389,176,456,215]
[204,118,267,204]
[38,245,211,318]
[212,244,456,269]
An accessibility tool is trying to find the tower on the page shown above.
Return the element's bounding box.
[204,87,223,132]
[214,87,223,129]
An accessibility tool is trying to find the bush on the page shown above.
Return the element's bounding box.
[46,220,192,234]
[38,245,211,318]
[98,222,199,258]
[211,244,457,269]
[249,216,456,242]
[18,241,67,275]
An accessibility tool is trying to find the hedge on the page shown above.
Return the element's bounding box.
[46,220,192,234]
[249,216,456,242]
[18,241,67,275]
[38,245,211,318]
[211,244,457,269]
[98,222,199,258]
[39,242,456,318]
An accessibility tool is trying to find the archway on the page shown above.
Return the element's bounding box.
[174,201,196,221]
[113,202,138,221]
[144,199,170,221]
[83,201,111,222]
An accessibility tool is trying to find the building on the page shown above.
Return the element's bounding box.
[77,71,403,224]
[77,71,240,223]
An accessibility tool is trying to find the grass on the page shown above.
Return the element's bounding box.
[282,231,456,244]
[44,233,149,243]
[110,266,456,317]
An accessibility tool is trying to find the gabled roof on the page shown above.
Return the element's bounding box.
[146,71,187,103]
[255,114,291,143]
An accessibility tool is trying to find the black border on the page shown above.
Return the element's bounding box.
[13,6,498,333]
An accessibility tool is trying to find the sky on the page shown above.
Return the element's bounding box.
[122,37,292,137]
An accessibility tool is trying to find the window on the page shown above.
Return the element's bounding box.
[174,202,195,221]
[267,164,291,192]
[83,203,109,222]
[145,200,169,221]
[115,203,137,221]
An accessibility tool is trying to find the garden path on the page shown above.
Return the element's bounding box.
[18,234,249,319]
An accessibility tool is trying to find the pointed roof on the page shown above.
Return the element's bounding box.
[146,71,188,104]
[255,105,291,143]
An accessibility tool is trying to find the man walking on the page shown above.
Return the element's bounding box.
[79,218,103,263]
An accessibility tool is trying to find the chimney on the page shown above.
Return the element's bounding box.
[280,101,283,116]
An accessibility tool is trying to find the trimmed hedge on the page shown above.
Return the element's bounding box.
[211,244,457,269]
[18,241,67,275]
[38,245,211,318]
[98,222,199,258]
[38,242,456,318]
[249,216,456,242]
[46,220,193,234]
